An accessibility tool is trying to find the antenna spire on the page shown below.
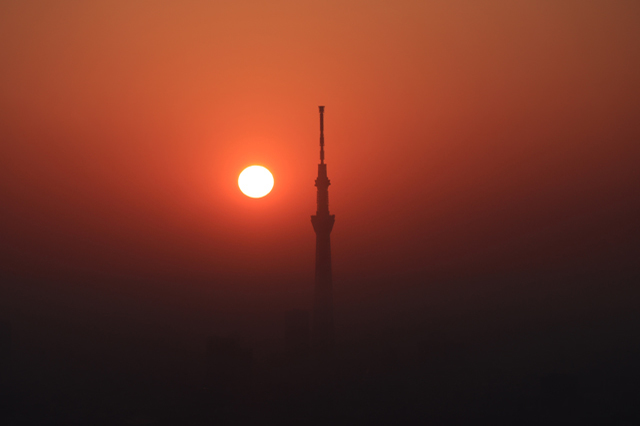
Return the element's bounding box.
[319,106,325,164]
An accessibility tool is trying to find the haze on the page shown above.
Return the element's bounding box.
[0,3,638,421]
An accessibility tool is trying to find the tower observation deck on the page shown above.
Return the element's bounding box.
[311,106,335,354]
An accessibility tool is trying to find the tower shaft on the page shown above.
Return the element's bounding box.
[311,106,335,354]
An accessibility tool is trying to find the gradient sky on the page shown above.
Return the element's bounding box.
[1,1,639,340]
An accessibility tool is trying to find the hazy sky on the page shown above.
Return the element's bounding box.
[1,1,639,332]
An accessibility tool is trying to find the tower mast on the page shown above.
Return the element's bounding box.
[311,106,335,354]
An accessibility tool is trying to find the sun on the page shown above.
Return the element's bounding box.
[238,165,274,198]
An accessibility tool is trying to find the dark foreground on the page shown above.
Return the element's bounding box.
[1,270,639,425]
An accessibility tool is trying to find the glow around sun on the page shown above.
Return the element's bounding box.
[238,165,274,198]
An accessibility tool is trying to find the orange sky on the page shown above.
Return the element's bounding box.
[1,1,639,321]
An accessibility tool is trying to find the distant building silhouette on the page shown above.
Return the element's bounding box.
[0,319,11,412]
[311,106,336,354]
[0,320,9,360]
[284,309,310,360]
[205,336,252,397]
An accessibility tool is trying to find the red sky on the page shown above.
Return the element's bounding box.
[1,1,639,335]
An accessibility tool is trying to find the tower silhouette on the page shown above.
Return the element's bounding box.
[311,106,335,354]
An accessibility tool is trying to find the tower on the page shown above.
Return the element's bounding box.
[311,106,335,354]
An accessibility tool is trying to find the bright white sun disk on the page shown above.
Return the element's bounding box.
[238,165,274,198]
